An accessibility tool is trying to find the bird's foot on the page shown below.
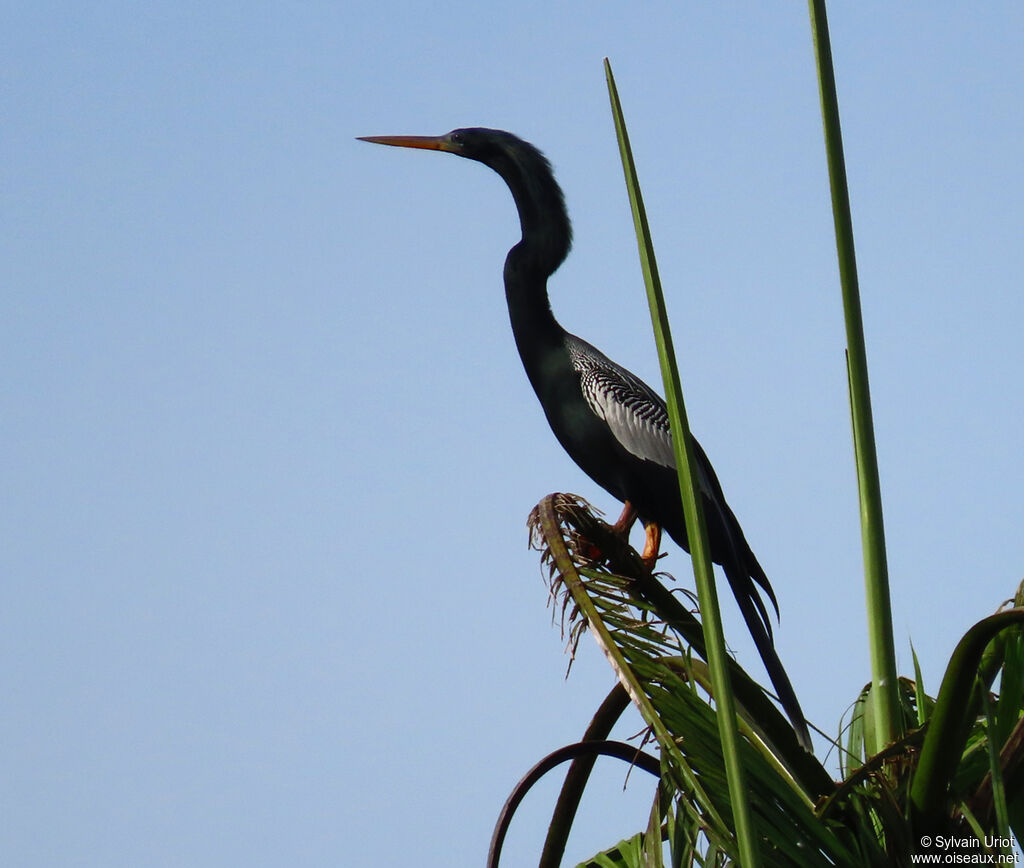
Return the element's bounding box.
[578,502,663,574]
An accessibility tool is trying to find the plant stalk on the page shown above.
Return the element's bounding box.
[605,57,762,868]
[808,0,901,754]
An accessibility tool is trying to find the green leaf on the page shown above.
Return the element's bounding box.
[809,0,900,754]
[980,686,1012,848]
[604,56,762,868]
[532,494,861,867]
[910,608,1024,838]
[911,644,933,726]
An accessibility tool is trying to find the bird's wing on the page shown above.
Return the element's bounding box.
[568,335,678,469]
[567,340,807,745]
[568,334,777,622]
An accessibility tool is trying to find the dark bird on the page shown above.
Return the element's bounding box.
[359,128,810,750]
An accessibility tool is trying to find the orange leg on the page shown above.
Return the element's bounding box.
[611,501,639,536]
[640,521,662,570]
[611,501,662,571]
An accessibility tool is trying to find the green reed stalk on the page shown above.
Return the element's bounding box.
[605,57,762,868]
[808,0,901,754]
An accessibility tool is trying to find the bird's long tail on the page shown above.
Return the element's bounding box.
[721,555,812,751]
[688,441,811,748]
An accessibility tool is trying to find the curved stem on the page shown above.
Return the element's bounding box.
[540,684,632,868]
[910,609,1024,839]
[487,740,660,868]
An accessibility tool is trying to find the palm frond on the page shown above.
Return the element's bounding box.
[528,493,861,867]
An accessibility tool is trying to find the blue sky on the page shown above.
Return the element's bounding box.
[3,3,1022,865]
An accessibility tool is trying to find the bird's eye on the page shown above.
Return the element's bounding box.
[450,131,464,145]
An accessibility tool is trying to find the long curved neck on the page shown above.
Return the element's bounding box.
[489,145,572,376]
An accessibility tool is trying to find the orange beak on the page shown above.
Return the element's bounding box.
[357,134,458,153]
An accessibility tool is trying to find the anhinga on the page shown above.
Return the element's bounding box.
[360,128,811,750]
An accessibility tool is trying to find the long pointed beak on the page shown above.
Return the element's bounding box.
[357,134,458,153]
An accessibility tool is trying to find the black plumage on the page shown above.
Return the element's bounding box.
[360,128,810,749]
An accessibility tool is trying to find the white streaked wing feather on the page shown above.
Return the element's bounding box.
[588,371,676,467]
[568,336,676,468]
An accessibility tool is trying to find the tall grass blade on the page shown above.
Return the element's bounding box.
[994,581,1024,748]
[910,644,933,726]
[980,686,1012,848]
[604,57,761,868]
[810,1,900,754]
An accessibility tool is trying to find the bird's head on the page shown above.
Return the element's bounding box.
[358,128,549,179]
[359,127,570,268]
